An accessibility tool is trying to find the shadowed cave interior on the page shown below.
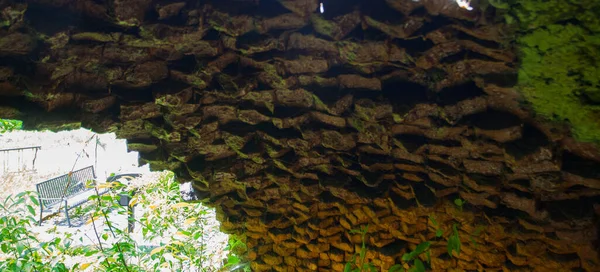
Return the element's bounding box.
[1,0,600,271]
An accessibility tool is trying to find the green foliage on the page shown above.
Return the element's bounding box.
[453,198,466,212]
[222,235,250,271]
[387,240,432,272]
[400,241,430,272]
[388,264,404,272]
[401,242,430,263]
[342,213,470,271]
[0,171,237,271]
[0,191,70,271]
[344,225,377,272]
[447,224,461,257]
[0,119,22,133]
[428,215,443,238]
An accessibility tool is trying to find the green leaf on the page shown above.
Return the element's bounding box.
[30,196,39,206]
[102,233,108,241]
[84,249,98,256]
[344,262,352,272]
[447,224,461,256]
[428,215,438,227]
[411,259,425,272]
[454,198,463,207]
[26,205,36,216]
[402,241,430,261]
[435,229,443,238]
[16,243,25,254]
[388,264,405,272]
[226,255,240,266]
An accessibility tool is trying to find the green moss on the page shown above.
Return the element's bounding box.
[337,41,359,63]
[224,134,246,151]
[490,0,600,144]
[249,154,265,165]
[392,114,404,123]
[170,153,188,163]
[127,143,158,153]
[392,138,408,152]
[348,117,366,132]
[224,133,255,160]
[265,144,279,158]
[273,159,291,172]
[144,122,181,142]
[259,132,282,147]
[36,122,81,131]
[334,155,350,168]
[116,19,139,27]
[71,32,114,43]
[310,15,337,39]
[354,104,377,122]
[312,94,330,113]
[242,91,275,114]
[498,0,600,31]
[518,23,600,143]
[263,64,287,91]
[272,118,283,129]
[147,160,182,172]
[313,164,333,175]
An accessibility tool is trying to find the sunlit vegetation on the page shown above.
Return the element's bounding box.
[0,171,247,271]
[0,119,22,133]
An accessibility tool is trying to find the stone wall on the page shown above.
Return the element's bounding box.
[0,0,599,270]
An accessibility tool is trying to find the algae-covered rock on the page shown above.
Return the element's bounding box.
[483,0,600,144]
[0,106,21,119]
[127,143,158,153]
[36,122,81,131]
[518,24,600,143]
[1,0,600,270]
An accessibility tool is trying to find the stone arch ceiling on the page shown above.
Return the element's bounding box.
[1,0,600,271]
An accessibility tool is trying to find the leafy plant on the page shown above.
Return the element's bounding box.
[428,215,443,238]
[222,235,250,271]
[0,119,23,133]
[0,171,236,271]
[344,225,377,272]
[402,241,430,272]
[454,198,466,212]
[447,224,461,257]
[0,191,69,271]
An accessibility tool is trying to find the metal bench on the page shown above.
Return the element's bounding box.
[36,165,107,227]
